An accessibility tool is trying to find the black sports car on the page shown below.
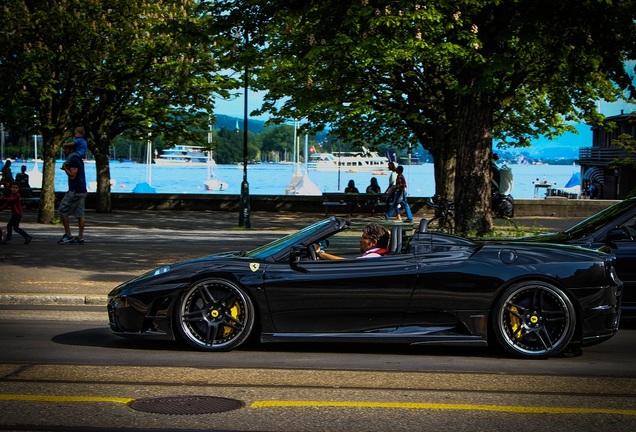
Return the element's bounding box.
[521,197,636,318]
[108,217,622,359]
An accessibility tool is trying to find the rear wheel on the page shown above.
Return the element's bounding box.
[176,278,255,351]
[493,282,576,358]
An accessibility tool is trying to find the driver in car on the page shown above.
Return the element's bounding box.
[315,223,390,260]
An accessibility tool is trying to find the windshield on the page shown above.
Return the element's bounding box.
[564,198,636,237]
[244,218,342,259]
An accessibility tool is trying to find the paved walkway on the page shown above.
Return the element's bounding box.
[0,209,583,306]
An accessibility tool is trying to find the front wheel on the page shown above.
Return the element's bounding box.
[176,278,255,351]
[493,282,576,359]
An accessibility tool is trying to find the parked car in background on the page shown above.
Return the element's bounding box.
[108,217,622,359]
[520,197,636,319]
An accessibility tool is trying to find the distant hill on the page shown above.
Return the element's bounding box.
[213,114,267,134]
[495,124,592,163]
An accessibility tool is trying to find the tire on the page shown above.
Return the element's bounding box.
[426,216,454,233]
[176,278,255,351]
[492,282,576,359]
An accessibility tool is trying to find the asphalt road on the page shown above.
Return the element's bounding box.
[1,309,635,375]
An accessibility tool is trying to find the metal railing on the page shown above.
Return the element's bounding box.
[578,147,629,163]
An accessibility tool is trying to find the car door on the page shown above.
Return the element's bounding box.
[262,255,417,334]
[406,245,486,328]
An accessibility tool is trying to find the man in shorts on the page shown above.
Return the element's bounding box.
[58,141,87,244]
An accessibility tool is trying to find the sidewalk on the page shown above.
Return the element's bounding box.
[0,209,583,306]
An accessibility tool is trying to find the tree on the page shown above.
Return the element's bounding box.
[0,1,237,222]
[258,125,295,161]
[214,126,255,164]
[213,0,636,235]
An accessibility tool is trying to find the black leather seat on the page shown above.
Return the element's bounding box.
[389,226,403,254]
[418,218,429,233]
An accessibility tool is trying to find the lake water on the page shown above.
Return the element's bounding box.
[21,161,580,199]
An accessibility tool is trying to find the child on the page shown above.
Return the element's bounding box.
[65,126,88,161]
[0,183,32,244]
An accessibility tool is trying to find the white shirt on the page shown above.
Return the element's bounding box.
[358,248,386,259]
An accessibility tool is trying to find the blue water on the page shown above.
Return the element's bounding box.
[23,161,580,199]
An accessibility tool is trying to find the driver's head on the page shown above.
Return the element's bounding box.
[360,223,390,252]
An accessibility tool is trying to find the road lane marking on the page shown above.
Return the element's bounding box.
[0,394,132,404]
[251,400,636,416]
[2,394,635,416]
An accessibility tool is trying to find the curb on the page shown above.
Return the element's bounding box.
[0,294,108,306]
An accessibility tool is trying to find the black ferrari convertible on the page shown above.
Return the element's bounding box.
[108,217,622,359]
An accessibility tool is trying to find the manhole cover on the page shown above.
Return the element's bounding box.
[128,395,244,415]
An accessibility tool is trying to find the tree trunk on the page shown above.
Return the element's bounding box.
[430,144,456,200]
[37,132,65,224]
[92,132,112,213]
[452,94,494,237]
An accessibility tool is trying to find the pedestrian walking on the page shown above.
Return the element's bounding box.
[385,165,413,222]
[0,183,32,244]
[57,141,87,244]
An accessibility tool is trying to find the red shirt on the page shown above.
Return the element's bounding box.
[1,192,23,216]
[395,173,407,192]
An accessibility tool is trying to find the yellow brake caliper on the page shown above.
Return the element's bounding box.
[222,302,242,337]
[510,306,523,339]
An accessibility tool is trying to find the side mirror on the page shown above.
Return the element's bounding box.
[290,244,308,264]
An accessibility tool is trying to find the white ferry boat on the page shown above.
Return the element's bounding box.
[308,147,389,172]
[154,145,215,166]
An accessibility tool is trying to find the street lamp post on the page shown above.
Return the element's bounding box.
[337,139,342,191]
[1,122,5,161]
[238,48,251,228]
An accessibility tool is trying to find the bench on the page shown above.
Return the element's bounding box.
[20,188,41,209]
[322,192,388,216]
[21,197,41,209]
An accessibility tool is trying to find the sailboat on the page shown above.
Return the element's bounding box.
[285,124,321,196]
[133,133,156,193]
[202,125,228,191]
[285,163,321,195]
[203,151,228,191]
[27,135,43,188]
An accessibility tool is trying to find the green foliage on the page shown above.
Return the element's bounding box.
[258,125,295,157]
[614,132,636,165]
[0,0,238,149]
[213,126,260,164]
[212,0,636,236]
[0,0,240,217]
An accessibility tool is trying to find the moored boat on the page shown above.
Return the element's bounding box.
[154,145,215,166]
[308,147,389,172]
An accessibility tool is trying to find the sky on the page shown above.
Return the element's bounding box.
[213,90,270,121]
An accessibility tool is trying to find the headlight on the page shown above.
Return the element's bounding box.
[153,266,171,276]
[108,265,173,297]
